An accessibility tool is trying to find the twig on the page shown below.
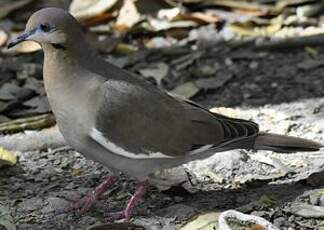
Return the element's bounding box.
[254,34,324,50]
[0,126,65,152]
[0,114,56,134]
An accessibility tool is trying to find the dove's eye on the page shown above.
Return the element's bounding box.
[39,23,51,32]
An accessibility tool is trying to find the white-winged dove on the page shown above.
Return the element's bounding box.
[8,8,323,221]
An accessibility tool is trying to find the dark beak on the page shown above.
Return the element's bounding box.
[7,30,33,49]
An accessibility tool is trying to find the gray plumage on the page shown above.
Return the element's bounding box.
[9,8,323,181]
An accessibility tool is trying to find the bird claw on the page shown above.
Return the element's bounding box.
[105,209,135,222]
[55,191,98,215]
[105,211,127,222]
[105,181,147,222]
[54,176,118,215]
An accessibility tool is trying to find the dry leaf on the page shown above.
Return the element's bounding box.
[165,28,190,39]
[135,0,173,15]
[288,203,324,218]
[173,0,271,15]
[229,22,282,37]
[0,30,8,47]
[210,107,239,118]
[6,32,41,53]
[115,43,138,54]
[69,0,119,20]
[170,82,200,99]
[145,36,176,48]
[115,0,141,32]
[219,210,279,230]
[0,147,17,168]
[138,62,169,86]
[252,224,268,230]
[157,7,181,20]
[86,33,121,53]
[149,18,198,31]
[0,0,33,19]
[194,74,233,90]
[10,41,41,53]
[180,212,219,230]
[173,12,220,24]
[81,12,116,28]
[0,204,16,230]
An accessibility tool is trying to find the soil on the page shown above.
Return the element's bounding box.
[1,43,324,230]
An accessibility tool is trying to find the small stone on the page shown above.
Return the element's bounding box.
[271,82,278,88]
[235,196,247,204]
[0,83,21,100]
[41,197,70,214]
[192,64,218,77]
[250,211,267,217]
[0,115,10,122]
[15,87,36,101]
[225,58,233,66]
[307,171,324,186]
[17,197,44,212]
[173,196,184,203]
[319,195,324,206]
[53,159,61,165]
[23,96,51,113]
[249,61,258,69]
[55,190,82,201]
[156,204,197,221]
[288,215,295,222]
[273,217,287,228]
[309,192,321,205]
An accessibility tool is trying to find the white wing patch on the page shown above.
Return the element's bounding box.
[90,128,175,159]
[189,144,214,155]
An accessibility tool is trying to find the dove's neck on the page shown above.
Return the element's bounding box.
[42,41,100,107]
[42,42,104,138]
[43,40,98,66]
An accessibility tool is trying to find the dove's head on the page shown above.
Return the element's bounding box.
[8,7,84,50]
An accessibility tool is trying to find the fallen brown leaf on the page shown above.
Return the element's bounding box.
[173,12,220,24]
[252,224,268,230]
[69,0,119,20]
[9,40,41,53]
[115,0,141,32]
[0,0,34,20]
[5,32,41,53]
[81,12,116,28]
[0,30,8,47]
[165,28,190,39]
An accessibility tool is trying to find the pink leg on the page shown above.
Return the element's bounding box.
[57,175,118,214]
[106,181,147,221]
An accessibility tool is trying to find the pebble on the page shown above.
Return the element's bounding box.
[273,217,287,228]
[173,196,184,203]
[41,197,70,214]
[17,197,44,212]
[309,192,321,205]
[319,196,324,206]
[156,204,197,221]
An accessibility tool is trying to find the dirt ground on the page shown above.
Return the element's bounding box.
[1,43,324,230]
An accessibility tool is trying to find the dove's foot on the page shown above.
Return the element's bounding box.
[106,181,146,221]
[57,175,118,214]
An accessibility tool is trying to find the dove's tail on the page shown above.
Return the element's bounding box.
[253,133,323,153]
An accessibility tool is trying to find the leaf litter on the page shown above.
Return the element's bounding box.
[0,0,324,229]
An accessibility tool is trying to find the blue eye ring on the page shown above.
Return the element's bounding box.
[39,23,52,32]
